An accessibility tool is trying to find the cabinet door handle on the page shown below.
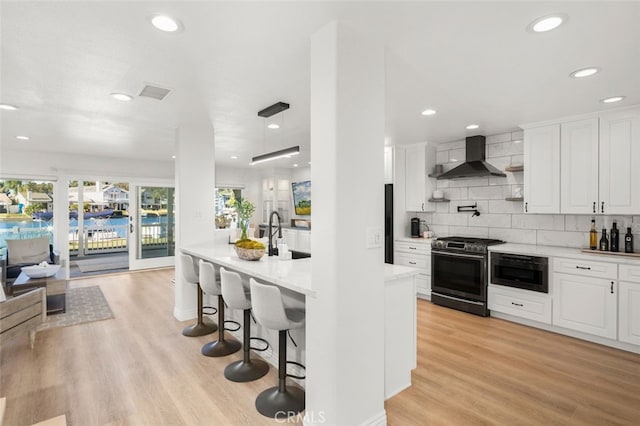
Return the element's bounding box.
[525,202,528,213]
[511,302,524,307]
[593,202,596,213]
[409,261,417,265]
[611,281,614,294]
[422,202,425,211]
[576,266,591,270]
[601,201,605,213]
[409,246,417,250]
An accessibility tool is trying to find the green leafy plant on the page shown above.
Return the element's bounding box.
[228,198,255,240]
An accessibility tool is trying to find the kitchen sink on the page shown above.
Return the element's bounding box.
[290,250,311,259]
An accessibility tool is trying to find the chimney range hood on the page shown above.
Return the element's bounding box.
[437,135,506,179]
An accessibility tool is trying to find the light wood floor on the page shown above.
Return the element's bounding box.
[1,270,639,425]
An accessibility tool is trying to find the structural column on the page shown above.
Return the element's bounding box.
[307,22,386,425]
[174,123,216,320]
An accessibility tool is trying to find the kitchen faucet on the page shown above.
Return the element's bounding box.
[268,211,283,256]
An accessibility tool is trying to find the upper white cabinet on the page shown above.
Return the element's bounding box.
[404,145,426,211]
[524,106,640,215]
[523,124,561,213]
[560,118,599,214]
[599,109,640,214]
[403,144,436,212]
[384,146,394,184]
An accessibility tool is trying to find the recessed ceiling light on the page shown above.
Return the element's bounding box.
[601,96,625,104]
[421,109,437,116]
[171,155,176,159]
[308,161,311,165]
[528,14,567,33]
[513,140,523,144]
[466,124,480,130]
[110,93,133,102]
[150,15,183,32]
[267,123,280,129]
[0,103,18,111]
[293,163,299,168]
[570,67,600,78]
[16,135,30,140]
[230,155,238,160]
[450,158,458,162]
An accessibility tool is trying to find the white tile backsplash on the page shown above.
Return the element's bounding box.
[486,132,512,144]
[426,131,637,247]
[490,228,537,244]
[512,214,565,231]
[537,230,586,248]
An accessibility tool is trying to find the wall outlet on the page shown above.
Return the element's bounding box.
[366,226,383,249]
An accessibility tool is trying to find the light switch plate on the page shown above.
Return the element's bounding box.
[366,226,383,249]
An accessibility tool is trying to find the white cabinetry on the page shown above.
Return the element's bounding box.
[404,144,437,212]
[524,107,640,215]
[404,145,427,212]
[619,264,640,345]
[384,146,394,184]
[560,118,599,214]
[394,240,431,298]
[599,109,640,214]
[523,124,560,213]
[262,177,290,223]
[281,228,311,253]
[553,257,617,339]
[488,284,552,324]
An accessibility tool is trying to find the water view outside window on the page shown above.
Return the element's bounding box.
[0,179,55,250]
[137,186,175,259]
[215,187,243,229]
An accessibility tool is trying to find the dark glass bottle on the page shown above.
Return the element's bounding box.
[589,219,598,250]
[610,221,619,252]
[599,228,609,251]
[625,227,634,253]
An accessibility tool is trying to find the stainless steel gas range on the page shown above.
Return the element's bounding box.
[431,236,504,316]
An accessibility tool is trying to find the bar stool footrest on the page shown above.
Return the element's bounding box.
[285,361,306,380]
[224,320,241,332]
[249,336,270,352]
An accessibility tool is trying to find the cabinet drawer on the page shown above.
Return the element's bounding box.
[488,285,551,324]
[394,252,428,271]
[415,273,431,294]
[553,257,617,279]
[395,241,431,255]
[620,264,640,283]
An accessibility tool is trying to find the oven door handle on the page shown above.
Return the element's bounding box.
[432,250,485,261]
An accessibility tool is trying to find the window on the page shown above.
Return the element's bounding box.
[215,187,243,229]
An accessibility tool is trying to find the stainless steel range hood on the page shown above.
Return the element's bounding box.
[437,135,506,179]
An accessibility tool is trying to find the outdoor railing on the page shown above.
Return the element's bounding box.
[69,223,129,256]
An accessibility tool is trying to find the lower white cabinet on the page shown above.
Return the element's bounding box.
[619,264,640,346]
[394,240,431,298]
[488,284,552,324]
[297,231,311,252]
[552,272,617,339]
[281,228,311,253]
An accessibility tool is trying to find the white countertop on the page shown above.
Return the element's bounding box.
[395,237,434,245]
[182,243,421,298]
[489,243,640,265]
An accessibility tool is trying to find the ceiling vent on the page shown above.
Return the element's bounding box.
[138,84,172,101]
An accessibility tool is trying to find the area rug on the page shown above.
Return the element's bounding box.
[37,286,114,331]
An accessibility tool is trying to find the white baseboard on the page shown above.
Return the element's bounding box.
[360,410,387,426]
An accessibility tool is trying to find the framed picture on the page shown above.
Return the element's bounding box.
[291,180,311,215]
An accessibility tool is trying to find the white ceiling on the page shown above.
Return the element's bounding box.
[1,1,639,170]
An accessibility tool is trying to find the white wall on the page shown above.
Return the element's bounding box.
[409,131,640,246]
[0,149,173,181]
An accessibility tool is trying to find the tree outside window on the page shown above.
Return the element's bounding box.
[215,188,243,229]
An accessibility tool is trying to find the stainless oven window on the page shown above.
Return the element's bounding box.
[432,251,485,300]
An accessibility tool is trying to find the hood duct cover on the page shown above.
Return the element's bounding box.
[437,135,507,179]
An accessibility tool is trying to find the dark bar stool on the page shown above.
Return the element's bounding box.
[219,267,270,382]
[199,260,241,357]
[180,253,217,337]
[250,278,305,419]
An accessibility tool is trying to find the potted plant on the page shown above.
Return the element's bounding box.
[228,198,266,260]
